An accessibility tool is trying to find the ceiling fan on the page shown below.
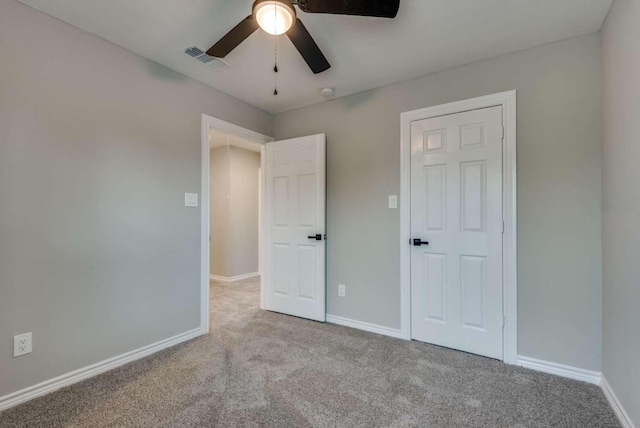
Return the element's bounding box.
[206,0,401,74]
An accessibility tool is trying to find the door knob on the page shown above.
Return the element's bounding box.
[308,234,322,241]
[413,239,429,246]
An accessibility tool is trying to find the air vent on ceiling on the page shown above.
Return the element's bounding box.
[183,46,230,72]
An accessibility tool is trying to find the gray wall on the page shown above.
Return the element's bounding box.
[210,147,231,277]
[229,147,261,277]
[601,0,640,424]
[0,0,271,397]
[274,34,603,371]
[210,146,260,278]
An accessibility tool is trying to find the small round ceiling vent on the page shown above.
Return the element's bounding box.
[320,87,335,98]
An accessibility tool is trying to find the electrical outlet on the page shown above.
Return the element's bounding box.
[14,332,32,357]
[338,284,346,297]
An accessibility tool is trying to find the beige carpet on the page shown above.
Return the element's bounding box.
[0,278,619,427]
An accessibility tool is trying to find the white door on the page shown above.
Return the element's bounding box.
[264,134,326,322]
[410,106,503,359]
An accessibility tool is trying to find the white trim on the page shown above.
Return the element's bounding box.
[210,272,260,283]
[516,355,602,385]
[601,377,636,428]
[399,91,518,363]
[326,315,405,340]
[0,328,201,412]
[259,145,266,310]
[201,114,273,331]
[200,116,211,334]
[517,356,637,428]
[202,115,274,146]
[258,166,262,277]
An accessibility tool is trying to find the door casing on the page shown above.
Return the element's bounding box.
[399,91,517,364]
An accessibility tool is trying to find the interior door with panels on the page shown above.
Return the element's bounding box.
[410,106,503,359]
[264,134,326,322]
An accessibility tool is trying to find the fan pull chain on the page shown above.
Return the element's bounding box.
[273,41,278,96]
[273,1,278,96]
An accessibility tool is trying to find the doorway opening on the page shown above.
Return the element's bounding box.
[200,114,272,333]
[209,129,262,284]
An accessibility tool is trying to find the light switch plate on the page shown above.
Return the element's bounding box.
[388,195,398,209]
[185,193,199,207]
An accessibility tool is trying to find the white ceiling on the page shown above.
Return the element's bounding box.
[210,129,262,153]
[18,0,612,114]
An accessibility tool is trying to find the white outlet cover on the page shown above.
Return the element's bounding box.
[184,193,199,207]
[338,284,346,297]
[14,332,32,357]
[388,195,398,209]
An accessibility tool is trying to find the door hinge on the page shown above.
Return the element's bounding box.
[501,126,505,140]
[502,220,505,234]
[502,315,506,328]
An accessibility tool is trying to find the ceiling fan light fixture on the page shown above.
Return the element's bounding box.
[210,0,401,74]
[253,0,295,36]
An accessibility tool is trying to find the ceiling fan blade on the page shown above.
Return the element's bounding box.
[297,0,400,18]
[206,16,258,58]
[286,19,330,74]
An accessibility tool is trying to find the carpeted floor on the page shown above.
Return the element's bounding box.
[0,278,619,427]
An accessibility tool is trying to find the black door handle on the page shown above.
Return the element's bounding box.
[308,234,322,241]
[413,239,429,246]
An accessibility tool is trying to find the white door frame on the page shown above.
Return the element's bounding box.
[200,114,273,334]
[399,91,517,364]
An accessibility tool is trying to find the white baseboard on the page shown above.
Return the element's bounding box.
[601,377,636,428]
[515,356,637,427]
[210,272,260,283]
[0,327,202,412]
[326,314,406,340]
[516,355,602,385]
